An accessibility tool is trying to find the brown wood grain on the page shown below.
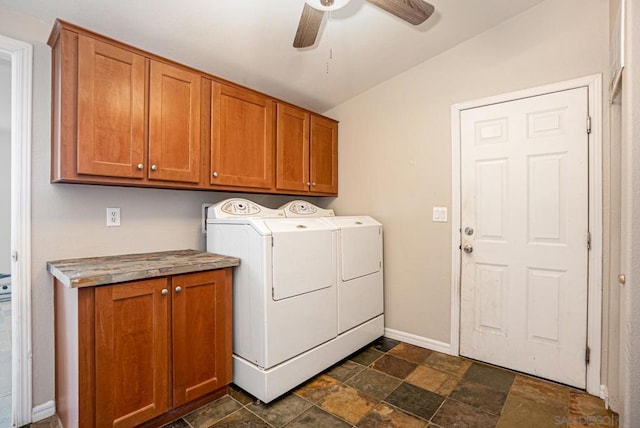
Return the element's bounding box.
[77,35,146,178]
[148,60,201,183]
[365,0,435,25]
[276,103,310,192]
[310,115,339,195]
[172,270,232,406]
[293,4,324,48]
[211,82,275,189]
[95,279,170,427]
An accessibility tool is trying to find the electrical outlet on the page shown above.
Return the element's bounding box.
[107,208,121,227]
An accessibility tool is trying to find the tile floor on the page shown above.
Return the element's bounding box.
[153,337,618,428]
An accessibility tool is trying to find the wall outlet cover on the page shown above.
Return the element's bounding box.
[433,207,448,222]
[107,208,121,227]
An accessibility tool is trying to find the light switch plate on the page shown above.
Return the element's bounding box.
[107,208,121,227]
[433,207,448,222]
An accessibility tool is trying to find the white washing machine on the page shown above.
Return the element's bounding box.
[280,201,384,334]
[206,198,383,403]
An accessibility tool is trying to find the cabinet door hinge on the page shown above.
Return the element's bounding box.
[587,116,592,134]
[585,346,591,364]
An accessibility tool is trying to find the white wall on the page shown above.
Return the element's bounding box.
[0,60,10,274]
[326,0,609,347]
[0,5,320,408]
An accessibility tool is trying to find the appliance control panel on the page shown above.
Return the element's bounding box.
[208,198,285,218]
[280,200,335,217]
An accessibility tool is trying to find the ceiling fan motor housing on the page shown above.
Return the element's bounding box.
[306,0,351,11]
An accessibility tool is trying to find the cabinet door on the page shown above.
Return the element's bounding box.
[149,61,201,183]
[211,83,275,189]
[276,104,310,192]
[95,279,169,427]
[310,115,338,194]
[172,269,233,407]
[77,35,146,178]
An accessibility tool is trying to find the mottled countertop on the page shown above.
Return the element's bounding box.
[47,249,240,288]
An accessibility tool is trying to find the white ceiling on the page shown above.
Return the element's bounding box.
[1,0,545,112]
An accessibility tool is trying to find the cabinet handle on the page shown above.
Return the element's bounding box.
[212,171,218,178]
[161,289,168,296]
[151,164,158,172]
[312,182,317,186]
[136,163,144,170]
[175,286,182,293]
[306,182,311,186]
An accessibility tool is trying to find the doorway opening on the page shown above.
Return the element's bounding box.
[0,33,33,427]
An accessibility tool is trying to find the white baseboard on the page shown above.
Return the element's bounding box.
[384,328,452,355]
[600,384,609,408]
[32,400,55,423]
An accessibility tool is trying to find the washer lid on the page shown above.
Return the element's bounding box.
[280,200,335,217]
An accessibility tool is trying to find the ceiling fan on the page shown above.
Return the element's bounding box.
[293,0,435,48]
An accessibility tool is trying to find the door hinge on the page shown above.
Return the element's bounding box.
[271,236,274,247]
[587,231,592,250]
[11,251,18,262]
[585,346,591,364]
[587,116,592,134]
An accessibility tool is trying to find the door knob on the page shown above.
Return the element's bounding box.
[463,244,473,254]
[151,164,158,171]
[136,163,144,170]
[175,286,182,293]
[212,171,218,178]
[161,289,168,296]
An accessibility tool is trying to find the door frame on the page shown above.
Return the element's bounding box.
[0,34,33,426]
[450,74,603,396]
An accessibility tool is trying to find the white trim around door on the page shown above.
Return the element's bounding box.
[0,34,33,426]
[450,74,603,397]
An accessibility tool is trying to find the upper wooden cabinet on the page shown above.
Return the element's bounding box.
[149,61,201,183]
[76,35,146,179]
[51,25,201,187]
[276,104,338,195]
[49,20,337,195]
[211,82,275,190]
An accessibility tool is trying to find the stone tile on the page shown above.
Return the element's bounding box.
[462,363,514,394]
[432,399,499,428]
[346,368,402,401]
[496,395,567,428]
[294,374,341,403]
[405,365,459,396]
[28,415,60,428]
[357,402,428,428]
[387,343,433,365]
[384,382,445,420]
[184,395,243,427]
[211,408,269,427]
[318,384,378,424]
[229,384,256,406]
[449,380,507,415]
[423,352,472,378]
[510,375,569,413]
[325,359,366,382]
[568,391,618,427]
[286,406,351,428]
[371,355,417,379]
[350,347,385,366]
[162,419,191,428]
[246,393,312,427]
[372,337,400,352]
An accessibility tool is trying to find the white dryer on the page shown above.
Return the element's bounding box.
[280,201,384,334]
[206,198,383,403]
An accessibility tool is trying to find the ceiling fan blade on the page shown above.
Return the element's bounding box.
[366,0,435,25]
[293,4,325,48]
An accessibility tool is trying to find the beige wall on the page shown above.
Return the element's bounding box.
[326,0,609,347]
[0,5,318,408]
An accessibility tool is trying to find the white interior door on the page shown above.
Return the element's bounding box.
[459,87,589,388]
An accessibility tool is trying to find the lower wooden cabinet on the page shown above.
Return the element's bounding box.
[55,269,233,427]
